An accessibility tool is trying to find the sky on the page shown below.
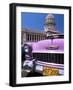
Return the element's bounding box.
[21,12,64,33]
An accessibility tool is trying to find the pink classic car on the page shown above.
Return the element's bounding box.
[25,38,64,75]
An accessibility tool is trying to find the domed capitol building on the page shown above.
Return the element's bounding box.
[22,14,61,44]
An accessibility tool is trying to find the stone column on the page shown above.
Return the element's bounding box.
[35,34,36,42]
[33,34,34,42]
[36,34,37,42]
[39,35,40,41]
[33,34,35,42]
[29,34,31,42]
[30,34,32,42]
[27,33,30,42]
[31,34,33,42]
[30,34,32,41]
[43,36,45,40]
[29,33,30,42]
[41,35,42,40]
[40,35,41,40]
[37,35,38,41]
[23,32,26,44]
[26,33,28,42]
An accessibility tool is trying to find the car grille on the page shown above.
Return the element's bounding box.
[33,53,64,64]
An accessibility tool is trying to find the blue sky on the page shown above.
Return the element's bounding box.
[21,12,64,33]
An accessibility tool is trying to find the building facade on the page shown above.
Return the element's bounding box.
[22,29,46,44]
[22,14,61,44]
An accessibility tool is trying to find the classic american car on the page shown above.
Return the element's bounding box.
[22,35,64,76]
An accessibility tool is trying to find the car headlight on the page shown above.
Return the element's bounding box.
[24,48,29,53]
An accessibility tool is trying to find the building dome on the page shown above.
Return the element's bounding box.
[45,13,55,25]
[45,13,54,20]
[44,13,56,33]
